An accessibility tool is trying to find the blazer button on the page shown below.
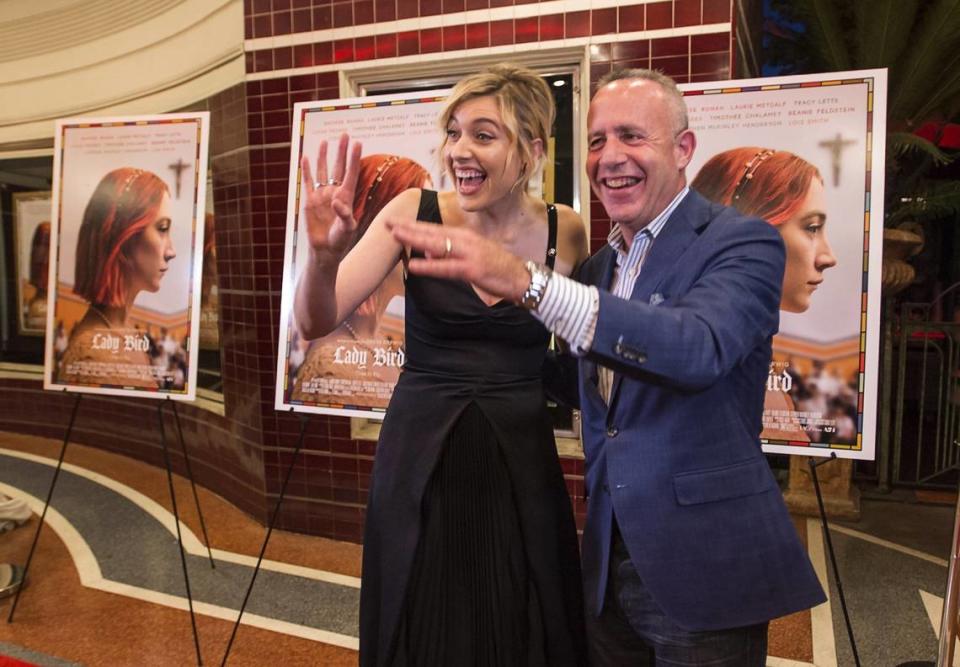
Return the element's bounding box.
[606,426,618,438]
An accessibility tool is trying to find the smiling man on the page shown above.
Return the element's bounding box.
[391,67,826,665]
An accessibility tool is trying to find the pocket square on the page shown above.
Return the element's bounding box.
[649,292,665,306]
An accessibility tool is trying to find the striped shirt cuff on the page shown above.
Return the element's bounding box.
[532,272,599,357]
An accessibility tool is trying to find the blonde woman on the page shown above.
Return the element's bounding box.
[295,64,588,666]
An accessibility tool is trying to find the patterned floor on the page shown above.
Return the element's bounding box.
[0,431,954,666]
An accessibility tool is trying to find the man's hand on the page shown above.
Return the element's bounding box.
[388,219,531,303]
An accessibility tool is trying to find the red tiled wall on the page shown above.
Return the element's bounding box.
[0,0,733,544]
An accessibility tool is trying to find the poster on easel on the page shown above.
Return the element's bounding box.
[44,113,210,400]
[13,191,52,336]
[681,69,887,460]
[275,90,449,419]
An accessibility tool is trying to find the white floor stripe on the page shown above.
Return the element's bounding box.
[829,522,948,568]
[919,590,960,666]
[807,518,839,667]
[766,657,815,667]
[0,479,359,649]
[0,446,361,587]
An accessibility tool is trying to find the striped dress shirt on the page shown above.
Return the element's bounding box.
[534,187,689,403]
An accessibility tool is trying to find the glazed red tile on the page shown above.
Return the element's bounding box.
[611,39,649,61]
[375,0,396,21]
[703,0,731,23]
[254,50,273,72]
[313,5,332,29]
[273,46,293,69]
[692,32,729,52]
[292,7,312,31]
[490,0,511,7]
[245,51,256,73]
[565,10,590,38]
[515,16,538,43]
[273,0,292,9]
[355,35,375,60]
[618,5,643,32]
[333,38,354,62]
[264,110,289,127]
[376,32,397,58]
[646,1,673,29]
[652,35,689,57]
[691,51,730,75]
[398,0,418,19]
[314,41,333,64]
[651,54,689,76]
[590,42,610,62]
[420,0,443,16]
[291,0,311,7]
[420,26,442,52]
[290,90,315,104]
[443,24,465,50]
[355,0,374,23]
[294,43,314,67]
[591,7,616,35]
[690,72,723,83]
[273,11,292,35]
[540,13,563,41]
[442,0,464,11]
[262,77,288,93]
[675,0,701,27]
[253,14,271,37]
[398,29,419,55]
[490,18,513,45]
[466,21,489,48]
[252,0,271,13]
[244,16,254,39]
[333,1,353,26]
[465,0,487,8]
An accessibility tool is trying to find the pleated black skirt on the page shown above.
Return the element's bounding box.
[391,402,546,666]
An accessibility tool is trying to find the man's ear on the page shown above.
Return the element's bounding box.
[674,129,696,171]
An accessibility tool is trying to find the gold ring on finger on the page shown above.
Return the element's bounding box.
[444,237,453,258]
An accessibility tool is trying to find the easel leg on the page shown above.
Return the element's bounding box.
[171,400,215,568]
[809,453,861,667]
[159,400,203,666]
[220,412,310,667]
[7,391,82,623]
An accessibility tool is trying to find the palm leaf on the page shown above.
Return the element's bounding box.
[793,0,852,71]
[854,0,918,68]
[889,0,960,121]
[888,132,955,166]
[887,180,960,224]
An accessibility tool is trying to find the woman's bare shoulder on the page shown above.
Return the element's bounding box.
[553,204,588,262]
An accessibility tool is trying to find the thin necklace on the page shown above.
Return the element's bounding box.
[89,304,114,329]
[342,318,359,340]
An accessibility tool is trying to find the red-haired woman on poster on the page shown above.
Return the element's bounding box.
[57,167,177,389]
[692,147,841,442]
[289,154,431,406]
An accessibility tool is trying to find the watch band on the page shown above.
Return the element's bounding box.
[521,260,551,311]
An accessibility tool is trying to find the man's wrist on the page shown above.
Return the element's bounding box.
[519,260,552,310]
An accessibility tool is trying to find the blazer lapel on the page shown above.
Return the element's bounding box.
[607,191,711,408]
[581,246,617,393]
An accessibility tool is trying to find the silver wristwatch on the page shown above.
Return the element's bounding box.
[520,260,551,311]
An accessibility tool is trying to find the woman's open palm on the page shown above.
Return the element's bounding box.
[301,133,362,263]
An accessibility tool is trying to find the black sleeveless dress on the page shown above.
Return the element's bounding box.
[359,190,586,667]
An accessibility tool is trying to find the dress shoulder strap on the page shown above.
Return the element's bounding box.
[416,189,442,225]
[545,203,558,270]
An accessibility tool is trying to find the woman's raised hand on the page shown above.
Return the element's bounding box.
[301,133,363,264]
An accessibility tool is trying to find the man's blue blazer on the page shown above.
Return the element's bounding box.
[577,189,826,631]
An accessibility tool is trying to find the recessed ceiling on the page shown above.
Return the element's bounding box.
[0,0,184,63]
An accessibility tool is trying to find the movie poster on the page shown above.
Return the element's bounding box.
[275,90,449,418]
[13,191,52,335]
[681,69,886,460]
[44,113,210,400]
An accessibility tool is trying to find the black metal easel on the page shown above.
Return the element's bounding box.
[220,411,310,667]
[809,452,861,667]
[5,391,216,667]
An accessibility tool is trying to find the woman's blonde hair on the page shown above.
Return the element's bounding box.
[438,63,555,192]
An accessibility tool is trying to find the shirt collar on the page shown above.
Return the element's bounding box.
[607,186,690,256]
